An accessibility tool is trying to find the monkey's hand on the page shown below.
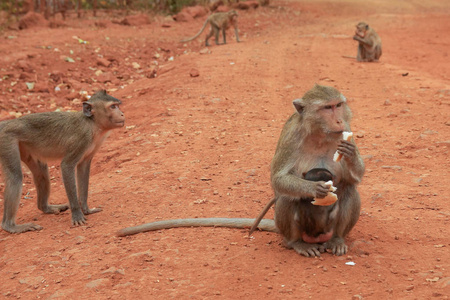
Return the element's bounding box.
[337,140,356,161]
[310,181,330,199]
[353,35,360,41]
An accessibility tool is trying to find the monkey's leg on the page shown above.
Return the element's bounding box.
[23,156,69,214]
[214,26,220,45]
[222,28,226,44]
[234,27,240,42]
[205,26,214,46]
[1,145,42,233]
[61,159,86,226]
[326,188,361,256]
[77,159,102,215]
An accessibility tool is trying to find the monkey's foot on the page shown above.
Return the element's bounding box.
[71,210,87,226]
[290,241,325,257]
[324,237,348,256]
[40,204,69,214]
[82,207,102,215]
[2,222,43,233]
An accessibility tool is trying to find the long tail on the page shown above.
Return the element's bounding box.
[248,198,276,236]
[342,55,356,59]
[180,19,209,43]
[117,218,276,237]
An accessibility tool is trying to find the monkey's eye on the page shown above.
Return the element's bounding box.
[336,102,342,108]
[324,105,333,110]
[110,105,117,109]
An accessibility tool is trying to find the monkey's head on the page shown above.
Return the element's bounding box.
[293,84,352,137]
[83,90,125,130]
[229,10,238,16]
[303,168,334,182]
[355,22,369,37]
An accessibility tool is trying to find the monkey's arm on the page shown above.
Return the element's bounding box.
[337,140,365,184]
[353,35,373,47]
[272,170,330,199]
[117,218,277,237]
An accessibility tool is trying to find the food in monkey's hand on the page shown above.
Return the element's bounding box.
[312,180,338,206]
[333,131,353,162]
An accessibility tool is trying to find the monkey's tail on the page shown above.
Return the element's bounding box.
[117,218,277,237]
[180,19,209,43]
[248,198,276,236]
[342,55,356,59]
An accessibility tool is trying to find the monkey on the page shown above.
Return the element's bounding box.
[180,10,240,47]
[0,90,125,233]
[270,84,364,257]
[248,168,338,239]
[117,85,364,258]
[353,22,382,62]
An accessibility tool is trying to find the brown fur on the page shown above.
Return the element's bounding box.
[353,22,382,62]
[271,84,364,257]
[0,90,125,233]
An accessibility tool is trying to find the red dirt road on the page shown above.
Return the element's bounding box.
[0,0,449,299]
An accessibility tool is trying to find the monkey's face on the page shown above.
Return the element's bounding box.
[94,101,125,130]
[355,23,368,37]
[316,99,347,134]
[355,27,365,37]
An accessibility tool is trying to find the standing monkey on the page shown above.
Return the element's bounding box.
[117,85,364,258]
[353,22,382,62]
[0,90,125,233]
[180,10,240,46]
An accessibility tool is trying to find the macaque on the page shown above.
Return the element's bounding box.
[118,85,364,258]
[271,84,364,256]
[353,22,382,62]
[248,168,339,242]
[0,90,125,233]
[181,10,240,46]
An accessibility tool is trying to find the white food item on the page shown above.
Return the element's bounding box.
[312,192,338,206]
[333,131,353,162]
[312,180,338,206]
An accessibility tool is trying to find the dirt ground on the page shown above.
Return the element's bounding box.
[0,0,449,298]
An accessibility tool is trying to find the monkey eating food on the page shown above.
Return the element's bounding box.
[353,22,382,62]
[180,10,240,46]
[0,90,125,233]
[117,85,364,257]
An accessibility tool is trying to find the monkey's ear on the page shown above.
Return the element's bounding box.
[83,102,93,117]
[365,24,369,30]
[293,98,305,114]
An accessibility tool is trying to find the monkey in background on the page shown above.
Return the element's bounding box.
[353,22,382,62]
[0,90,125,233]
[117,85,364,258]
[181,10,240,46]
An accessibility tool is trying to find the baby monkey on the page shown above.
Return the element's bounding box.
[181,10,240,46]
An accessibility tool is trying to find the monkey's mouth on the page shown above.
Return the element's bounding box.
[116,121,125,127]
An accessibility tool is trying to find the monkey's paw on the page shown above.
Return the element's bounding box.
[2,222,43,233]
[291,241,325,257]
[71,211,87,226]
[324,237,348,256]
